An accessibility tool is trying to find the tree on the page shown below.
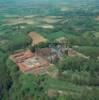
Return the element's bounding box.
[0,51,12,100]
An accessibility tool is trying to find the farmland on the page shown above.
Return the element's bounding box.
[0,0,99,100]
[28,32,47,46]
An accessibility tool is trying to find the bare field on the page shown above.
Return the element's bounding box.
[42,16,62,23]
[38,24,54,29]
[95,32,99,37]
[95,16,99,21]
[4,18,35,25]
[3,15,63,26]
[28,32,47,46]
[60,6,70,11]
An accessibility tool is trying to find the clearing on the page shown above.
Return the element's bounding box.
[95,32,99,37]
[42,16,62,24]
[95,16,99,21]
[4,18,35,25]
[38,24,54,29]
[28,32,47,46]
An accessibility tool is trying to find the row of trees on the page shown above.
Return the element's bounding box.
[0,51,12,100]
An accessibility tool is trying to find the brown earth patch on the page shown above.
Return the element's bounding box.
[28,32,47,46]
[95,16,99,21]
